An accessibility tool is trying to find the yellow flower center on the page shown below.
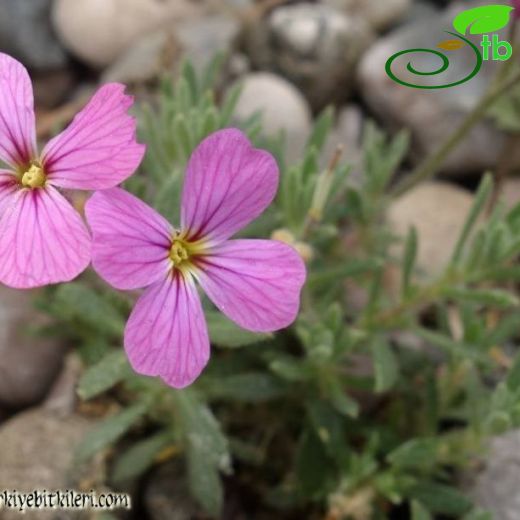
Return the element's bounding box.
[21,164,46,188]
[169,239,190,265]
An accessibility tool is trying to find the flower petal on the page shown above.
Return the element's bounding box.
[125,273,210,389]
[196,239,306,332]
[0,171,19,212]
[42,84,145,190]
[181,128,278,243]
[0,186,91,288]
[0,53,36,167]
[85,188,173,290]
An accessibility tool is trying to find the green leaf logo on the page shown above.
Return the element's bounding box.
[452,4,513,35]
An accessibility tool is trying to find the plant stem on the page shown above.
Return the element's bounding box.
[391,68,520,198]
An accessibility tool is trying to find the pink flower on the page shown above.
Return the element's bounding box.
[0,53,145,288]
[85,129,306,388]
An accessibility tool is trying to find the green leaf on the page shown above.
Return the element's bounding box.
[402,226,418,296]
[76,402,148,462]
[77,351,131,400]
[325,378,359,418]
[411,500,433,520]
[453,5,513,35]
[53,283,125,337]
[270,357,313,382]
[306,400,349,465]
[206,311,272,347]
[307,258,383,287]
[306,106,334,152]
[371,338,399,393]
[220,82,242,126]
[409,482,472,515]
[451,173,493,265]
[203,373,285,402]
[507,353,520,391]
[187,447,223,516]
[296,429,334,499]
[112,432,172,484]
[444,287,519,309]
[388,438,438,470]
[175,390,230,517]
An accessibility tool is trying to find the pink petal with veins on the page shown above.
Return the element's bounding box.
[85,188,173,290]
[125,273,210,388]
[0,53,36,167]
[181,128,278,243]
[42,84,145,190]
[0,186,91,288]
[196,239,306,332]
[0,170,19,213]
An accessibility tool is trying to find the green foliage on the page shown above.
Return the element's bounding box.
[39,57,520,518]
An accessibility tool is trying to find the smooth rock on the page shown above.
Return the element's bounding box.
[324,0,412,31]
[176,14,241,74]
[468,430,520,520]
[387,182,474,277]
[52,0,206,68]
[498,178,520,211]
[357,4,509,177]
[232,72,312,164]
[246,3,372,110]
[0,0,67,69]
[0,408,94,520]
[102,31,179,84]
[0,287,66,408]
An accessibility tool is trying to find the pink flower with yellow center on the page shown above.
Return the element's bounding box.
[0,53,145,288]
[85,129,306,388]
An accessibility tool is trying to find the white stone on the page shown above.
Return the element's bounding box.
[388,182,475,277]
[232,72,312,163]
[52,0,204,67]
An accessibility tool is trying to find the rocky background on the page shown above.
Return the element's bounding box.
[0,0,519,519]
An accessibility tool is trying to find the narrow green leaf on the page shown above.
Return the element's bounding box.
[112,432,172,484]
[306,106,334,152]
[388,438,438,469]
[181,60,199,101]
[451,173,493,266]
[187,448,223,516]
[411,500,433,520]
[414,327,484,361]
[308,259,383,287]
[325,378,359,418]
[270,357,312,382]
[175,390,230,516]
[402,226,418,296]
[76,402,148,462]
[296,429,333,499]
[371,338,399,393]
[52,283,125,337]
[206,311,272,347]
[409,482,472,515]
[444,287,519,308]
[507,353,520,391]
[77,351,130,400]
[203,373,285,402]
[220,82,242,125]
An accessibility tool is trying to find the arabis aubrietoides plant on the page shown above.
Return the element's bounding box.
[85,129,306,388]
[0,53,144,288]
[40,60,520,519]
